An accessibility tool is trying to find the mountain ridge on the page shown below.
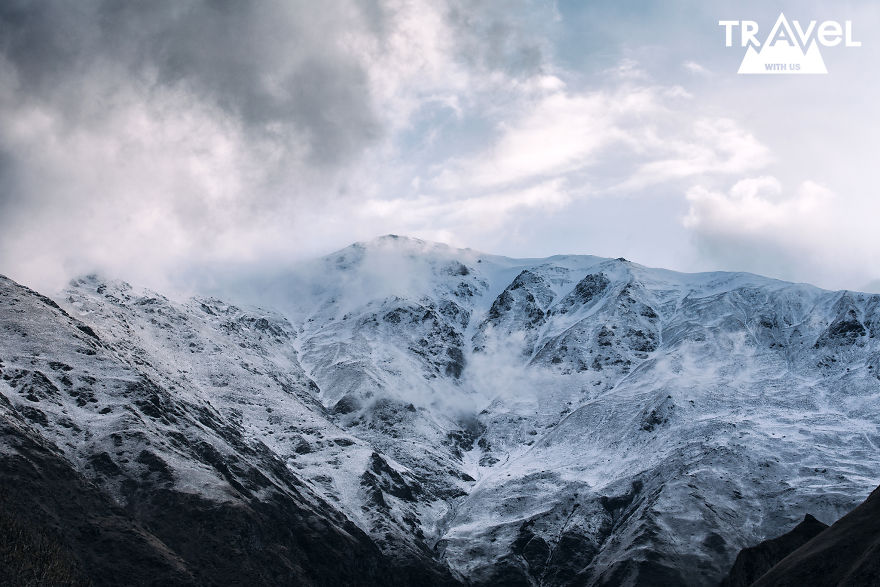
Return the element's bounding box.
[1,236,879,585]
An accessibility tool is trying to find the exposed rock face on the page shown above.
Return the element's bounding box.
[2,235,880,585]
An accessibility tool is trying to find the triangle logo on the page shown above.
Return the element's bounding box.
[738,40,828,74]
[718,12,857,75]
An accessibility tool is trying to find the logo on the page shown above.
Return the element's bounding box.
[719,13,861,74]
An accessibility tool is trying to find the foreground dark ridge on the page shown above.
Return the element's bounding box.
[721,514,829,586]
[751,484,880,586]
[1,235,880,585]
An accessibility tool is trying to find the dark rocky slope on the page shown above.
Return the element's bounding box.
[721,514,828,587]
[751,484,880,586]
[0,404,195,586]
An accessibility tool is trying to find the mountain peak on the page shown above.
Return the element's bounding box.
[358,234,462,254]
[3,245,880,586]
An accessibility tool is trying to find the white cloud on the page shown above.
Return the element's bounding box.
[345,0,470,131]
[683,61,711,76]
[684,177,833,235]
[433,90,619,191]
[618,118,772,190]
[428,74,770,201]
[681,177,880,289]
[606,58,650,80]
[5,102,238,288]
[361,178,571,234]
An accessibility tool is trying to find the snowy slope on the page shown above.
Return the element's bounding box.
[2,235,879,585]
[266,236,880,585]
[59,274,458,569]
[0,273,456,585]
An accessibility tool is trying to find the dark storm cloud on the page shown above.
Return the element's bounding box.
[0,0,406,292]
[3,0,560,292]
[0,0,381,167]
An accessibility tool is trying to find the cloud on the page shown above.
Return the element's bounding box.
[432,88,627,191]
[0,0,877,296]
[0,0,576,292]
[0,2,382,166]
[682,61,711,76]
[621,118,772,189]
[362,178,572,236]
[683,177,833,235]
[682,177,880,289]
[606,58,650,80]
[0,1,468,289]
[0,2,382,289]
[429,75,770,199]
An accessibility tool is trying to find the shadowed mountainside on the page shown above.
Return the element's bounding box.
[751,485,880,587]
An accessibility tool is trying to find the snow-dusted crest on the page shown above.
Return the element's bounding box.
[2,236,879,585]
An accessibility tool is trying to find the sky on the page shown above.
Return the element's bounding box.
[0,0,878,294]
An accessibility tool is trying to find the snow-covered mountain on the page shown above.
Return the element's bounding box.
[2,235,879,585]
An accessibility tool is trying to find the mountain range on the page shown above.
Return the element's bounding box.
[1,235,878,585]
